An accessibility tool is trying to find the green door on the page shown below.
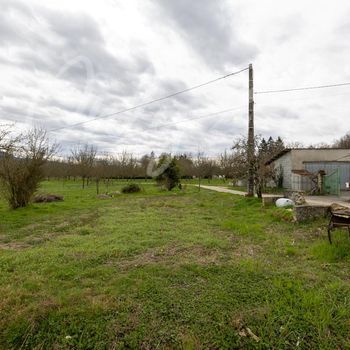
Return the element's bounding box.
[323,169,340,196]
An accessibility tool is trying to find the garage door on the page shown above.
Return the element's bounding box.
[304,162,350,190]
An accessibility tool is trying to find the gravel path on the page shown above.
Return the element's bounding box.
[196,185,350,208]
[196,185,246,196]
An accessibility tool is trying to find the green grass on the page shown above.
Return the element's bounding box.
[0,180,350,349]
[228,185,285,194]
[183,178,231,187]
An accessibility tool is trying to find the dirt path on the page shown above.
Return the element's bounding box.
[196,185,283,198]
[196,185,350,208]
[304,195,350,208]
[196,185,246,196]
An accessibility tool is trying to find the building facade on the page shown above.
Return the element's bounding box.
[266,149,350,192]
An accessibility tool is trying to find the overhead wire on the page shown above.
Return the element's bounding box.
[49,67,249,132]
[58,105,246,153]
[47,69,350,153]
[255,82,350,95]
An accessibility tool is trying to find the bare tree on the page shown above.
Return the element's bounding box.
[232,135,284,198]
[333,132,350,148]
[70,144,97,188]
[0,124,19,154]
[219,150,235,179]
[176,153,194,178]
[92,156,113,194]
[193,152,206,190]
[0,127,57,209]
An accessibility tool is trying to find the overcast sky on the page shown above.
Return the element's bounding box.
[1,0,350,156]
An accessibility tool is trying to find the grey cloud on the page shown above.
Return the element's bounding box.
[0,102,70,131]
[0,0,160,141]
[0,0,35,45]
[157,79,200,106]
[0,104,28,122]
[140,77,206,121]
[330,15,350,54]
[259,106,300,120]
[154,0,257,70]
[0,0,236,156]
[0,0,155,96]
[201,116,245,137]
[273,14,304,45]
[255,107,302,141]
[336,13,350,35]
[0,16,22,46]
[45,97,91,116]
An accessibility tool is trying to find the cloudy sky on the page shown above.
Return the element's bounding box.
[1,0,350,156]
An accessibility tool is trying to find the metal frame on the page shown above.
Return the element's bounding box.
[327,210,350,244]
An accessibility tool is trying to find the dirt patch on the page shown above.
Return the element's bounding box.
[107,245,224,271]
[22,223,42,231]
[291,227,326,241]
[107,237,266,271]
[54,221,70,231]
[97,194,112,199]
[76,210,100,227]
[0,242,29,250]
[232,244,263,258]
[228,235,264,258]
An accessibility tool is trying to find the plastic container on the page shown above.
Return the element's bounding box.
[276,198,295,208]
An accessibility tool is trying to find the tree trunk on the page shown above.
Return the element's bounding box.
[96,178,99,195]
[256,181,262,198]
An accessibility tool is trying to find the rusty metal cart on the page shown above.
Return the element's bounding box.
[327,209,350,244]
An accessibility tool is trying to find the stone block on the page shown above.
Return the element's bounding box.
[293,205,329,222]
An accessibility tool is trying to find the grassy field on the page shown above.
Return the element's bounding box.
[0,180,350,349]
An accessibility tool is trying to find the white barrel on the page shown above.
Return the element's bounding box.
[276,198,295,208]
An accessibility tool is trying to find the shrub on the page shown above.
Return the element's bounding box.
[0,127,56,209]
[156,156,180,191]
[121,183,141,193]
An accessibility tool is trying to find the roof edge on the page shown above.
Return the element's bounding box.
[265,148,350,165]
[265,148,291,165]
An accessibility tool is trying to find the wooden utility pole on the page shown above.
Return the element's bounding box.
[247,63,255,196]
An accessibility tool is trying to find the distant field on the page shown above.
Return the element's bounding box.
[0,180,350,349]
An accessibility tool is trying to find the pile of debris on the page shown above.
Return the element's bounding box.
[290,192,306,205]
[33,194,64,203]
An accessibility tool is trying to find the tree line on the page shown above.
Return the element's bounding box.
[0,123,349,209]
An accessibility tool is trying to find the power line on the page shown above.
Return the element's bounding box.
[255,82,350,95]
[255,90,350,105]
[49,67,248,132]
[124,106,244,132]
[58,105,246,152]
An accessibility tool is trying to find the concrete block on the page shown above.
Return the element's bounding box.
[293,205,329,222]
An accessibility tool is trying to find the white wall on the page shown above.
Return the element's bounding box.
[273,152,292,189]
[291,149,350,168]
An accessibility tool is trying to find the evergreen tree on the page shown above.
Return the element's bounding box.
[156,155,180,191]
[267,136,274,154]
[274,136,285,154]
